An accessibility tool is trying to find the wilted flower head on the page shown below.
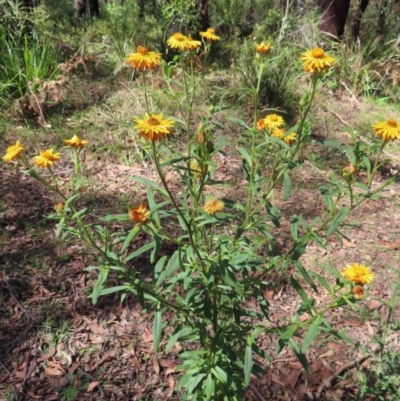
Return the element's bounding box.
[134,113,174,142]
[203,198,224,214]
[33,148,60,168]
[372,119,400,141]
[126,46,162,71]
[343,164,358,176]
[167,33,189,51]
[129,203,149,224]
[3,140,24,162]
[54,202,64,213]
[300,47,335,74]
[342,263,374,285]
[199,28,220,41]
[271,128,297,144]
[64,134,88,148]
[352,286,365,298]
[254,42,271,55]
[262,114,285,130]
[190,160,210,179]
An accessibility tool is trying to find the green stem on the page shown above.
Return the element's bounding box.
[142,71,150,114]
[368,141,386,187]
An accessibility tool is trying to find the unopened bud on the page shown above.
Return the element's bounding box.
[344,164,358,176]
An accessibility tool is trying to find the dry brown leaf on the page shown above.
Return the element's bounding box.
[87,381,101,392]
[159,359,180,369]
[365,321,374,336]
[88,322,107,334]
[26,392,42,399]
[287,369,301,388]
[368,300,381,310]
[289,361,303,370]
[167,375,175,389]
[153,359,160,375]
[327,342,341,351]
[142,329,153,343]
[342,238,356,248]
[45,367,64,376]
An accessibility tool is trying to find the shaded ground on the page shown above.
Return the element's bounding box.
[1,82,400,401]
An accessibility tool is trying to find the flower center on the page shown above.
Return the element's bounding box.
[270,115,277,121]
[174,33,185,41]
[138,46,148,55]
[207,28,215,34]
[147,117,160,126]
[312,48,325,58]
[387,119,397,127]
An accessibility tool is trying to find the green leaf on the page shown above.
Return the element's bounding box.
[289,339,311,374]
[244,344,253,385]
[310,272,333,296]
[226,116,251,129]
[123,241,154,262]
[121,225,140,253]
[166,327,194,353]
[353,182,370,192]
[290,215,299,240]
[283,172,291,201]
[65,193,79,207]
[55,217,65,238]
[302,316,321,353]
[156,250,180,287]
[72,208,88,219]
[100,214,129,222]
[100,285,130,296]
[188,373,206,393]
[153,310,162,353]
[74,177,84,191]
[327,207,350,236]
[290,277,310,306]
[238,146,252,165]
[154,256,167,276]
[150,233,162,264]
[147,188,160,227]
[212,366,227,383]
[131,176,168,197]
[205,374,215,400]
[295,261,318,293]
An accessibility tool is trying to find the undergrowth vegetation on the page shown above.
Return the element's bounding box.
[1,0,400,400]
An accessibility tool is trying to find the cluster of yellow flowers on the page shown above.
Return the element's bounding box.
[2,135,88,166]
[256,113,297,145]
[342,263,375,298]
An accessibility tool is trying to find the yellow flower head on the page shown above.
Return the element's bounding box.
[185,35,202,51]
[54,202,64,213]
[342,263,374,285]
[300,47,335,74]
[203,198,224,214]
[134,113,175,142]
[167,33,189,51]
[199,28,220,41]
[33,148,60,168]
[372,119,400,141]
[129,203,149,224]
[254,42,271,55]
[256,118,267,130]
[3,140,24,162]
[63,134,88,148]
[126,46,162,71]
[262,114,285,130]
[271,128,297,145]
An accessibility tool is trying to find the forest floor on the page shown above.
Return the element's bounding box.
[1,62,400,401]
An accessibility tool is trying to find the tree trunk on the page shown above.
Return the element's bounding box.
[197,0,209,31]
[352,0,370,40]
[75,0,100,17]
[88,0,100,17]
[376,0,388,34]
[319,0,351,38]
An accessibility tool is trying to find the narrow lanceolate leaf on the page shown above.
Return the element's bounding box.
[283,172,291,200]
[152,310,162,353]
[302,316,322,353]
[244,345,253,385]
[121,225,140,253]
[327,206,350,236]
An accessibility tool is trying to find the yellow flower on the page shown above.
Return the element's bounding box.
[129,203,149,224]
[199,28,220,41]
[300,48,335,74]
[342,263,374,285]
[185,35,202,51]
[372,119,400,141]
[203,198,224,214]
[3,140,24,162]
[167,33,189,51]
[256,118,267,130]
[254,42,271,55]
[63,134,88,148]
[190,160,210,179]
[271,128,297,144]
[33,148,60,168]
[134,113,175,142]
[54,202,64,213]
[125,46,162,71]
[262,114,285,130]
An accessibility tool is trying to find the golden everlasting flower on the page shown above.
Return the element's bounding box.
[185,35,202,51]
[3,140,24,162]
[300,48,335,74]
[134,113,174,142]
[63,134,88,148]
[343,164,358,176]
[254,42,271,55]
[126,46,162,71]
[203,198,224,214]
[199,28,220,41]
[353,286,365,298]
[372,119,400,141]
[271,128,297,145]
[256,118,267,130]
[342,263,374,285]
[129,203,150,224]
[33,148,60,168]
[54,202,64,213]
[262,114,285,130]
[167,33,189,51]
